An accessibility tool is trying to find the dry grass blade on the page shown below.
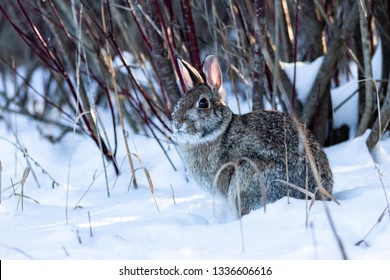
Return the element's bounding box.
[144,168,159,212]
[128,168,148,192]
[90,108,111,198]
[318,186,340,205]
[306,188,340,211]
[62,246,70,257]
[142,168,155,194]
[111,155,129,190]
[101,2,138,189]
[5,168,38,209]
[212,161,236,194]
[170,184,176,205]
[283,117,290,201]
[128,152,159,212]
[9,178,17,198]
[0,118,41,189]
[294,116,348,259]
[273,178,318,219]
[212,161,245,251]
[355,141,389,246]
[305,155,309,225]
[10,178,19,210]
[76,229,82,244]
[308,196,316,211]
[21,167,30,186]
[377,207,389,223]
[129,167,159,213]
[20,167,30,211]
[213,157,267,214]
[88,211,93,237]
[73,169,99,209]
[355,206,390,246]
[13,193,40,205]
[0,242,34,260]
[273,179,316,200]
[0,115,60,189]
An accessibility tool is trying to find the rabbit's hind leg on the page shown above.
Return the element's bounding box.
[228,161,265,217]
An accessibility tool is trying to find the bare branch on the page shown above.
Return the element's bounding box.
[356,0,374,136]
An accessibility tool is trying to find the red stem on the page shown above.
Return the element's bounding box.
[181,0,201,71]
[48,0,77,51]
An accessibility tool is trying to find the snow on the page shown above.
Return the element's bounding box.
[282,56,324,104]
[1,47,389,260]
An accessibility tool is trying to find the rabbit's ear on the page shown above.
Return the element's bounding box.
[178,58,204,91]
[202,55,222,91]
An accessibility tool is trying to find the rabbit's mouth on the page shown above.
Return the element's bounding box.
[173,125,225,145]
[172,122,196,144]
[172,121,187,134]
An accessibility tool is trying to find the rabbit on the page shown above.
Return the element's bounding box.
[171,55,333,217]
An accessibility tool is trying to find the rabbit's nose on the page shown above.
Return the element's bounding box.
[172,123,179,133]
[172,120,182,132]
[173,121,188,133]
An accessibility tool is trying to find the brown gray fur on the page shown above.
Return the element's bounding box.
[172,55,333,216]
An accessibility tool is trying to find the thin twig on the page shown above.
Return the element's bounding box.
[104,0,138,189]
[355,206,390,246]
[0,242,34,259]
[88,211,93,237]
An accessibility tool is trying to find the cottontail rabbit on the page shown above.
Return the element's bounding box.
[172,55,333,216]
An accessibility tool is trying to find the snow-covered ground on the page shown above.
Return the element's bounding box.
[1,46,389,260]
[0,110,389,260]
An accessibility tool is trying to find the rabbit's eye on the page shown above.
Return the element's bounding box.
[198,98,209,109]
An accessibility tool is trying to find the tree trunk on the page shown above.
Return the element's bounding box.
[356,0,374,137]
[252,0,266,111]
[366,73,390,152]
[302,3,359,124]
[273,0,282,109]
[300,0,330,145]
[310,91,332,145]
[300,0,325,61]
[374,0,390,98]
[353,20,367,130]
